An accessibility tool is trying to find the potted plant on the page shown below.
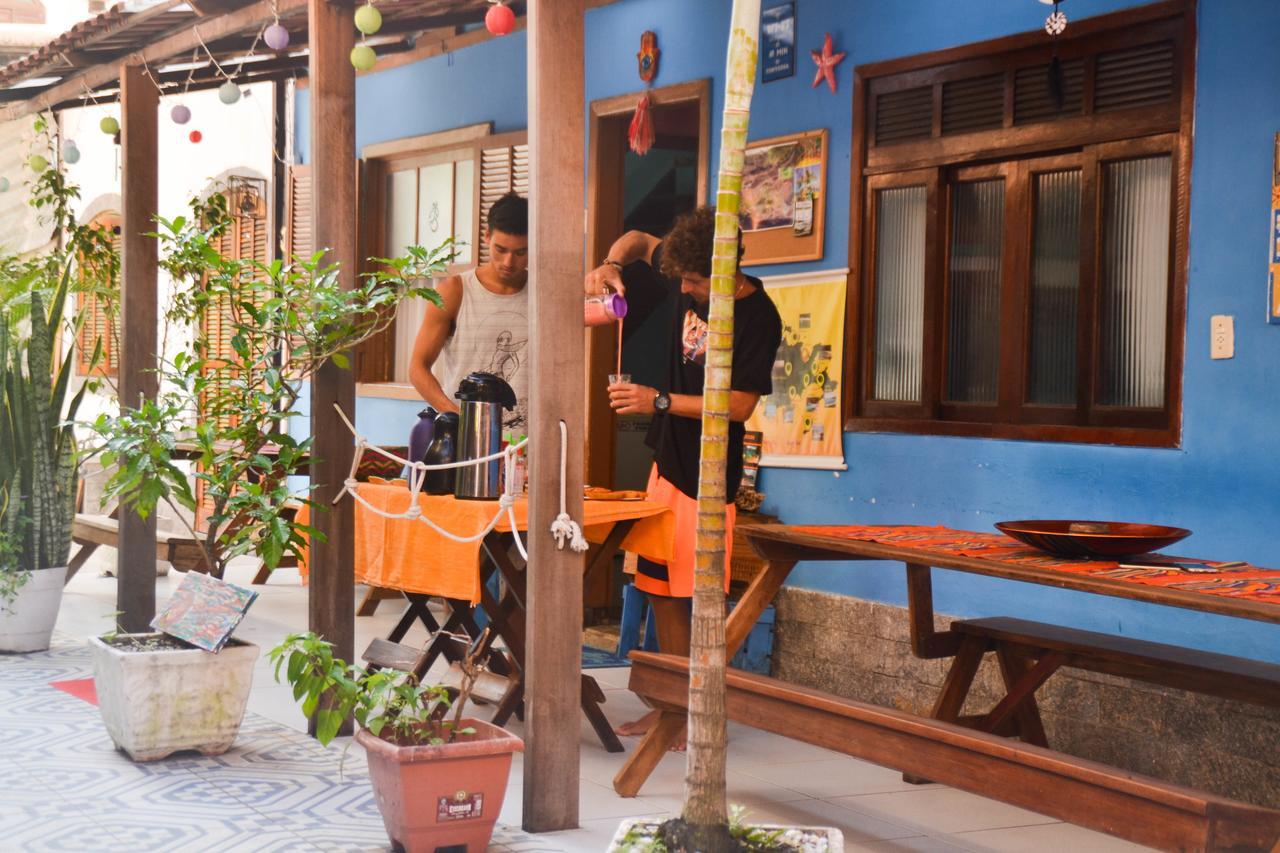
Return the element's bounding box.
[0,124,115,653]
[610,809,843,852]
[271,631,523,853]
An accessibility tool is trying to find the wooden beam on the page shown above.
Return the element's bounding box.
[306,0,356,720]
[523,0,586,833]
[2,0,307,121]
[116,63,159,632]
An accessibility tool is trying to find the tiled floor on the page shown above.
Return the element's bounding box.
[4,553,1153,852]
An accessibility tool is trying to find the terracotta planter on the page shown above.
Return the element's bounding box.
[88,633,258,761]
[356,718,523,853]
[609,817,844,852]
[0,566,67,653]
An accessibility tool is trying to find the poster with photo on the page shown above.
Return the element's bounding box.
[739,130,828,265]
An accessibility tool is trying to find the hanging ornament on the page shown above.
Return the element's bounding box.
[0,177,9,193]
[350,43,377,71]
[264,22,290,51]
[628,94,654,156]
[189,130,203,143]
[100,116,120,135]
[1042,1,1068,110]
[637,30,659,82]
[219,81,242,104]
[1044,2,1068,35]
[354,3,382,35]
[485,2,515,37]
[171,103,191,125]
[28,154,48,173]
[810,33,846,94]
[61,140,80,164]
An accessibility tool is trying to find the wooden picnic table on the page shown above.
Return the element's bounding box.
[615,524,1280,850]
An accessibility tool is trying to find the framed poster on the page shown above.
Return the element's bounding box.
[739,129,828,266]
[760,2,796,83]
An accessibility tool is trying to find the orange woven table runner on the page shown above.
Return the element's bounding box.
[791,525,1280,604]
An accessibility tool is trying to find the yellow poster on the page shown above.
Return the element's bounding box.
[747,270,847,469]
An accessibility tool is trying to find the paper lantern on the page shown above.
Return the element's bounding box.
[218,81,242,104]
[61,141,80,164]
[0,177,9,193]
[28,154,48,173]
[350,44,377,71]
[485,3,515,36]
[189,130,203,143]
[171,104,191,124]
[100,116,120,135]
[354,3,382,35]
[264,22,290,50]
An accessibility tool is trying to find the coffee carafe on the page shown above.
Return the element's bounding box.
[408,406,437,464]
[453,372,517,500]
[422,411,459,495]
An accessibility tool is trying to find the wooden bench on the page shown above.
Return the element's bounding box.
[927,616,1280,746]
[67,512,217,583]
[626,651,1280,852]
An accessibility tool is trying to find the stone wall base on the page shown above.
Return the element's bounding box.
[772,587,1280,809]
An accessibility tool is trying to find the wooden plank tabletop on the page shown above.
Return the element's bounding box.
[738,524,1280,625]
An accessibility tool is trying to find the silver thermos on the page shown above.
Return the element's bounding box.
[453,372,518,500]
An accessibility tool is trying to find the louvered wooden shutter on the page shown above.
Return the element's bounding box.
[76,212,121,377]
[477,138,528,264]
[941,74,1004,135]
[1094,41,1175,113]
[874,86,933,146]
[284,164,312,263]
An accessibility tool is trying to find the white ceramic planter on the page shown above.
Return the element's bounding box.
[609,818,844,852]
[88,633,258,761]
[0,566,67,653]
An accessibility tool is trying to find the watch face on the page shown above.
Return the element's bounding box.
[655,394,670,413]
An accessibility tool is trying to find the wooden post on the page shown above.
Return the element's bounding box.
[117,63,158,632]
[524,0,586,832]
[306,0,356,678]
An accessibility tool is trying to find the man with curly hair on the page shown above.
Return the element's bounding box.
[585,206,782,742]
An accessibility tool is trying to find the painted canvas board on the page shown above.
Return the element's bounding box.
[151,572,258,653]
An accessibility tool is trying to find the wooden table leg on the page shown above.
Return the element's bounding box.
[356,585,404,616]
[613,709,688,797]
[904,632,988,784]
[981,647,1061,742]
[386,593,442,643]
[581,673,624,753]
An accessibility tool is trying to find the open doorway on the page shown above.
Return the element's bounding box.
[586,80,710,490]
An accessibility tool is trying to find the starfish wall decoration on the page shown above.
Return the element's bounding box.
[810,32,846,94]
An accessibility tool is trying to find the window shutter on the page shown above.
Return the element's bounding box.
[1014,58,1085,124]
[874,86,934,147]
[477,138,528,264]
[1094,41,1176,113]
[284,164,312,263]
[941,73,1005,136]
[76,212,121,377]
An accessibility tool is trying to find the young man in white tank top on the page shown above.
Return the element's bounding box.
[408,192,530,430]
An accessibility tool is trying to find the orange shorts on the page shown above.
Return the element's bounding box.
[633,466,735,599]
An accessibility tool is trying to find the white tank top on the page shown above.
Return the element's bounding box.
[434,268,529,431]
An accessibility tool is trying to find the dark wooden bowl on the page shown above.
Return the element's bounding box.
[994,520,1191,559]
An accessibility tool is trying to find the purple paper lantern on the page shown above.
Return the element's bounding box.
[264,22,290,51]
[171,104,191,125]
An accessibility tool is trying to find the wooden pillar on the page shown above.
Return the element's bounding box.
[117,63,158,632]
[524,0,586,832]
[306,0,356,670]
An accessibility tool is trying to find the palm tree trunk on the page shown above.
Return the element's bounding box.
[682,0,761,844]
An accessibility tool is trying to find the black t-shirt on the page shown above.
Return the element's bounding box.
[621,244,783,500]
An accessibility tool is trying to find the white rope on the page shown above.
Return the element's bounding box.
[549,420,589,553]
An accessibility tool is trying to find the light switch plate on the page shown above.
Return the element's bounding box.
[1211,314,1234,359]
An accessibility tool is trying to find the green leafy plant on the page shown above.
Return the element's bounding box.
[269,631,484,747]
[87,190,451,578]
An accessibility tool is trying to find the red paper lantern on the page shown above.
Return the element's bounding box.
[189,130,203,143]
[485,3,515,36]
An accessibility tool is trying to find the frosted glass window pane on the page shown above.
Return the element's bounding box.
[1028,170,1081,405]
[417,162,454,249]
[385,169,417,257]
[454,158,475,265]
[872,186,926,403]
[945,179,1003,404]
[1099,156,1171,408]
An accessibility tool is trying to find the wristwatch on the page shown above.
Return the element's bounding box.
[653,392,671,414]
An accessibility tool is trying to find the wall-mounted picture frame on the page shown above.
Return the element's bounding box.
[760,2,796,83]
[739,128,828,267]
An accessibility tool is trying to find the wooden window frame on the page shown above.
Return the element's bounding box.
[845,0,1195,448]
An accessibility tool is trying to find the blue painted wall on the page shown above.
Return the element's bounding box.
[297,0,1280,662]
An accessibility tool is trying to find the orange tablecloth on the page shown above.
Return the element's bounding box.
[298,482,673,603]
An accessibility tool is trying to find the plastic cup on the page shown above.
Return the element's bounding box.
[608,373,631,386]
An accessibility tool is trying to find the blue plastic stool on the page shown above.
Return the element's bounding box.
[616,582,659,658]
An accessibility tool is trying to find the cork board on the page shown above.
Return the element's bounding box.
[739,128,828,267]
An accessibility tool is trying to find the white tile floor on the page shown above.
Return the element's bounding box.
[37,553,1153,852]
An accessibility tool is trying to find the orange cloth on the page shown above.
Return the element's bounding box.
[296,482,673,603]
[633,468,735,599]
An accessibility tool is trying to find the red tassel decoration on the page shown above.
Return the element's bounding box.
[628,93,654,156]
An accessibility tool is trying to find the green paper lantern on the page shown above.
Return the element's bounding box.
[350,43,377,71]
[28,154,48,173]
[0,177,9,193]
[100,116,120,135]
[354,3,382,35]
[218,81,242,104]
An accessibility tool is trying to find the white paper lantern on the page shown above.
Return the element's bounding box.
[218,81,242,105]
